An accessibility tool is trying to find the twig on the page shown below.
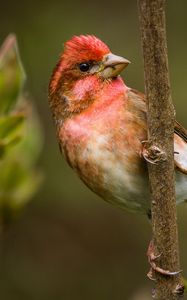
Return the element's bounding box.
[137,0,184,299]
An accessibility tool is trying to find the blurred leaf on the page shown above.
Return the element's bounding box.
[0,114,25,159]
[0,159,42,224]
[0,140,6,158]
[0,34,26,114]
[0,160,42,207]
[0,136,22,159]
[0,114,24,140]
[14,99,43,166]
[0,34,43,225]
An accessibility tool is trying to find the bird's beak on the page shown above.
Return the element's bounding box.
[100,53,130,79]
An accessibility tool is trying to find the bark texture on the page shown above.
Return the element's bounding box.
[137,0,183,299]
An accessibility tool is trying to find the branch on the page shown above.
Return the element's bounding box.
[137,0,184,299]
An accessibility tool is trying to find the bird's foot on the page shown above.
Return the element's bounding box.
[147,240,182,280]
[142,141,166,164]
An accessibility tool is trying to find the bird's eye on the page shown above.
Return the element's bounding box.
[79,62,90,72]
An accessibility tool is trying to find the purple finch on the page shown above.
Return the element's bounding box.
[49,35,187,215]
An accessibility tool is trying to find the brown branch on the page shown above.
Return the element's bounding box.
[137,0,184,299]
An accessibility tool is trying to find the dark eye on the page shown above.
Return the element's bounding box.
[79,62,90,72]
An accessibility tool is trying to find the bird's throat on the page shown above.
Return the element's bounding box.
[50,75,126,128]
[68,75,126,114]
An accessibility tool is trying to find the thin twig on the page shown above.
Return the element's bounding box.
[137,0,184,299]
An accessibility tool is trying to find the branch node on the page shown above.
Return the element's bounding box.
[142,141,167,164]
[173,283,185,297]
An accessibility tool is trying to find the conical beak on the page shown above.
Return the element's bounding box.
[101,53,130,79]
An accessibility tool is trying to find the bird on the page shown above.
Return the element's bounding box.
[48,34,187,217]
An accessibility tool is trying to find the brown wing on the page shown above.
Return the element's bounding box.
[174,121,187,174]
[174,121,187,143]
[129,88,187,174]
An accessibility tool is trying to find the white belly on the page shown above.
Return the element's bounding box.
[77,135,187,214]
[78,135,150,213]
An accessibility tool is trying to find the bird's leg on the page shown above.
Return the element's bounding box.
[147,240,182,280]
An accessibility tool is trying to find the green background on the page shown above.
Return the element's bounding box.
[0,1,187,299]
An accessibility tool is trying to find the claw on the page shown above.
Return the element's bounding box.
[142,141,157,164]
[147,268,157,281]
[141,141,166,164]
[147,240,182,279]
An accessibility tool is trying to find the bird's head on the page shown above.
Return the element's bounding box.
[49,35,130,124]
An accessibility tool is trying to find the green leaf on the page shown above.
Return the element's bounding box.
[0,114,24,140]
[0,34,26,114]
[16,100,43,166]
[0,159,42,210]
[0,34,43,224]
[0,136,22,159]
[0,140,6,158]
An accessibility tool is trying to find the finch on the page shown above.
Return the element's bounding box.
[49,35,187,215]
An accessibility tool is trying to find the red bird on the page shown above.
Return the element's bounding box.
[49,35,187,216]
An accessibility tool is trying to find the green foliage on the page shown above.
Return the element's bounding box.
[0,34,42,225]
[0,35,25,114]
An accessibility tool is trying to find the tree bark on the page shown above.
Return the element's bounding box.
[137,0,184,299]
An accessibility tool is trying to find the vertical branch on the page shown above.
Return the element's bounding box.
[137,0,183,299]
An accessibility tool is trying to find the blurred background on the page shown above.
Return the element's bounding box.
[0,0,187,299]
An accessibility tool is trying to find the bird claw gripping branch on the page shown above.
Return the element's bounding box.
[147,240,182,281]
[142,141,167,165]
